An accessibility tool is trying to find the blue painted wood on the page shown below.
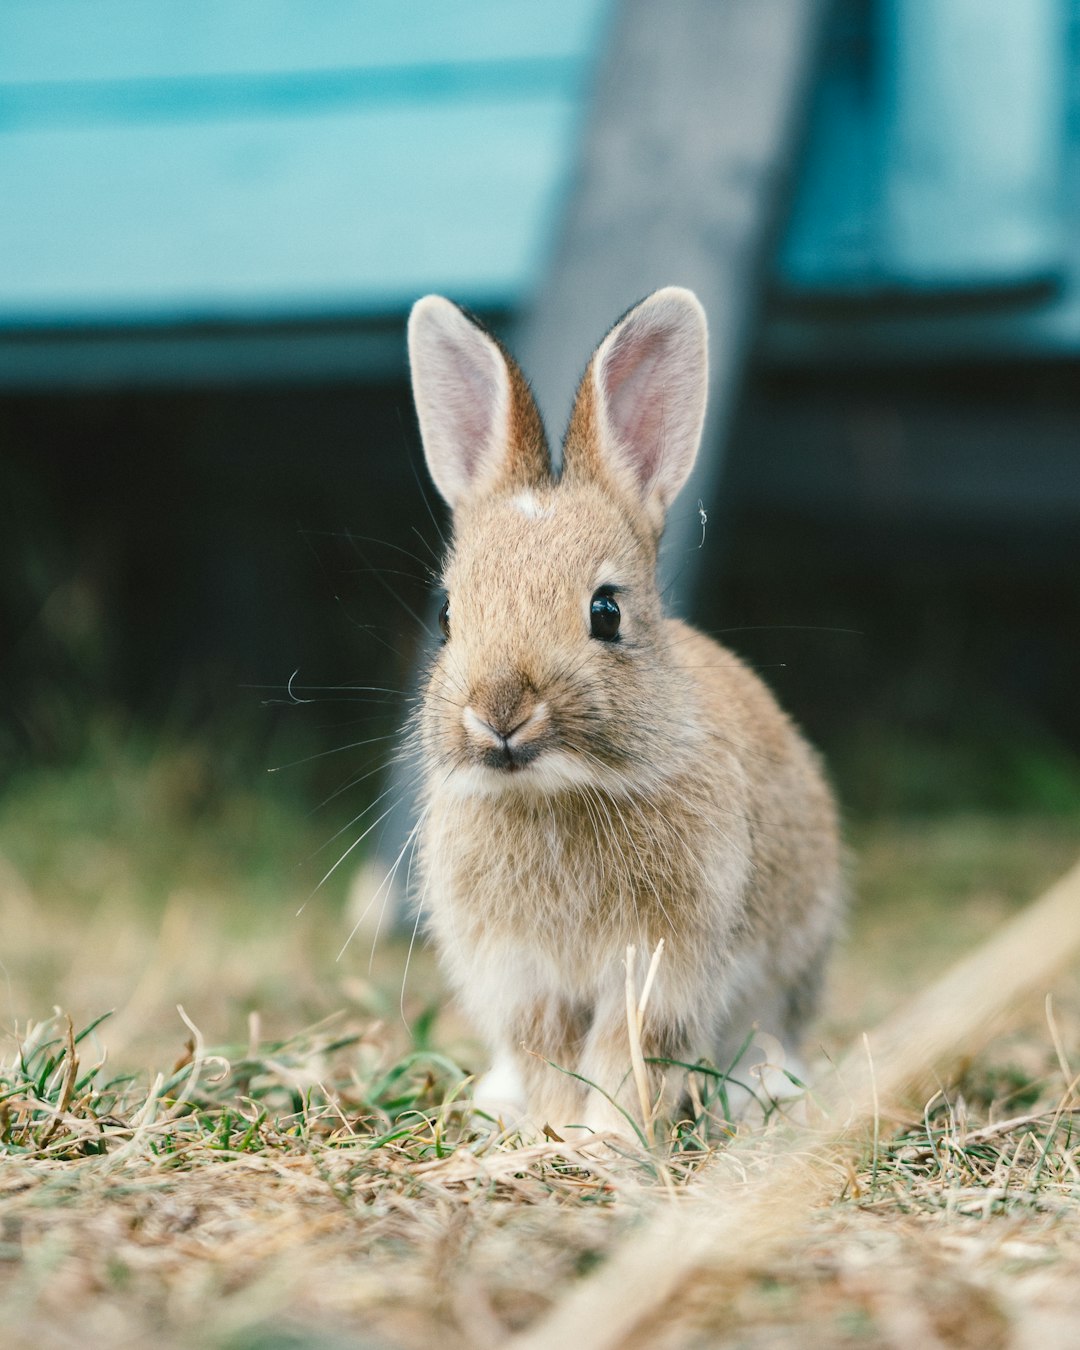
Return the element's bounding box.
[0,1,604,82]
[881,0,1064,286]
[0,60,585,130]
[0,0,610,326]
[782,0,1068,292]
[1,0,1078,362]
[1,100,580,324]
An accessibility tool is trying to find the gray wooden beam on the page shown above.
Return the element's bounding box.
[515,0,828,607]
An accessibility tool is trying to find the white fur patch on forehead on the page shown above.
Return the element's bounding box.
[511,491,555,521]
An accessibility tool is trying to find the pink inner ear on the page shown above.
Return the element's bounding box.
[601,329,672,492]
[444,338,500,482]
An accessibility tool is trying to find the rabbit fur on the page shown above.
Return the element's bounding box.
[407,287,843,1140]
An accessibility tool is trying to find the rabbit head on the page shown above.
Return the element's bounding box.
[408,288,708,800]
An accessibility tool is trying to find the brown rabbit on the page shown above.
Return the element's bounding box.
[407,287,843,1140]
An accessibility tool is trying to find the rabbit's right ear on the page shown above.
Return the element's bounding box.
[562,287,708,534]
[408,297,551,509]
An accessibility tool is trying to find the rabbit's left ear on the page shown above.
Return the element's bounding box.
[563,287,708,531]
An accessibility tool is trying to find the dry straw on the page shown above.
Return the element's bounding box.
[512,853,1080,1350]
[624,940,665,1147]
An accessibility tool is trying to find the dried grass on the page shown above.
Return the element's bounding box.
[2,983,1078,1350]
[2,797,1079,1350]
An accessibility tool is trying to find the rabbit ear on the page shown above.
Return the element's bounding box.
[408,296,551,509]
[563,287,708,531]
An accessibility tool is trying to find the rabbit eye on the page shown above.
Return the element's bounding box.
[589,587,621,641]
[438,597,450,640]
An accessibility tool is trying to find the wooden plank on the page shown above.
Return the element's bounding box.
[0,0,612,326]
[0,59,585,130]
[0,0,608,83]
[0,99,577,323]
[513,0,828,603]
[782,0,1066,292]
[0,321,410,390]
[882,0,1063,286]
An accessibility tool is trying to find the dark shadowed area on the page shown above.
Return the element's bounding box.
[3,350,1078,822]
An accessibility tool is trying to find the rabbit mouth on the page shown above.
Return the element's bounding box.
[447,700,635,797]
[446,745,617,800]
[474,738,544,773]
[461,701,550,770]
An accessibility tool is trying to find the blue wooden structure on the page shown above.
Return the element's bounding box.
[0,0,609,384]
[1,0,1078,388]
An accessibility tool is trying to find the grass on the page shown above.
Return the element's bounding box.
[1,731,1079,1348]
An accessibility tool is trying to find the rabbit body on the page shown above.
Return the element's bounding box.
[408,288,843,1139]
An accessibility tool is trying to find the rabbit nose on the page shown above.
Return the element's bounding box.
[465,673,536,738]
[463,702,548,748]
